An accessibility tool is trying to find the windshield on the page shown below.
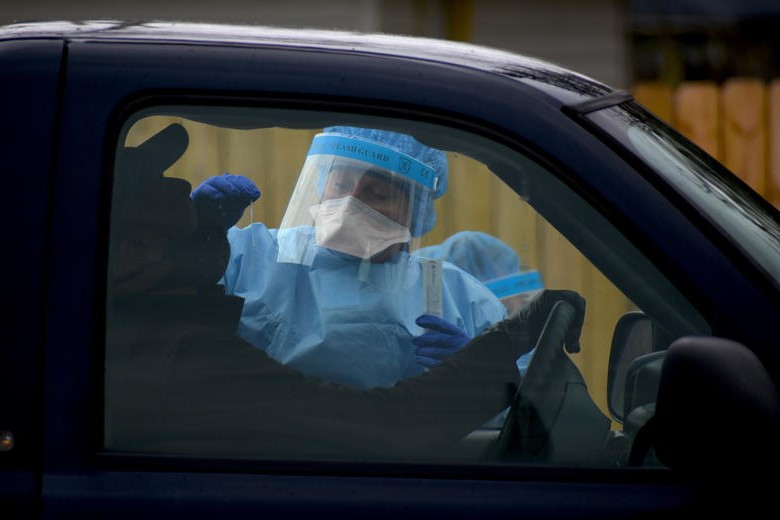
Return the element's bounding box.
[586,103,780,287]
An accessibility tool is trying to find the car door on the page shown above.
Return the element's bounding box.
[0,37,65,517]
[37,30,778,518]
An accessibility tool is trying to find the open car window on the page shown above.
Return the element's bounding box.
[104,105,709,467]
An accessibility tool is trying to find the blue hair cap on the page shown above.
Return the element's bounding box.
[323,126,448,236]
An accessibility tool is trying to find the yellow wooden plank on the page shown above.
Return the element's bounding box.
[769,81,780,209]
[632,82,675,126]
[259,128,315,228]
[675,81,721,160]
[441,152,494,236]
[721,78,768,195]
[491,176,539,271]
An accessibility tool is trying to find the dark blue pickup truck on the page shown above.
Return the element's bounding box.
[2,20,779,518]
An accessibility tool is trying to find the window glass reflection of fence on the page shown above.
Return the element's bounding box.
[633,79,780,208]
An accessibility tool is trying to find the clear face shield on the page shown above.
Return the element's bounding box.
[277,132,439,272]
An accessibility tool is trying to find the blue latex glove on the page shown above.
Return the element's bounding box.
[190,173,261,230]
[413,314,472,368]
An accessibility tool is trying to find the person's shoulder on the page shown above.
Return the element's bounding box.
[409,253,490,292]
[439,259,480,283]
[227,222,275,247]
[228,221,269,236]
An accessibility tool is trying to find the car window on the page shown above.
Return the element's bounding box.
[104,105,709,468]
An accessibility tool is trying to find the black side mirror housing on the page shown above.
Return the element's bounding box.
[607,312,673,423]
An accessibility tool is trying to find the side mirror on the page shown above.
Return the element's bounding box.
[607,312,673,423]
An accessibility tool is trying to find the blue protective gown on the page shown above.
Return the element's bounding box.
[222,223,507,389]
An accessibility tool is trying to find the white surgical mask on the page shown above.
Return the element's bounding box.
[310,196,411,259]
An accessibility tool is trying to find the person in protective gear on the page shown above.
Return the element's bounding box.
[417,231,544,314]
[415,231,547,375]
[106,123,586,460]
[191,126,507,389]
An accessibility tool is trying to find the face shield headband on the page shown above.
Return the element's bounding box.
[484,269,544,314]
[308,134,440,195]
[484,270,543,300]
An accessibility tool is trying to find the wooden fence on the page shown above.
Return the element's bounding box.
[633,78,780,208]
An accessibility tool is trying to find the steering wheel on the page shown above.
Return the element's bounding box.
[488,299,580,462]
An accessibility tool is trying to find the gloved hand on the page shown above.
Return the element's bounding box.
[190,173,261,230]
[485,289,586,357]
[413,314,473,368]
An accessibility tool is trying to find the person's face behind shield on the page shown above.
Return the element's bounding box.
[318,164,413,263]
[322,166,411,225]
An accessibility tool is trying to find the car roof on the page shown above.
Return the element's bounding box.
[0,19,616,106]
